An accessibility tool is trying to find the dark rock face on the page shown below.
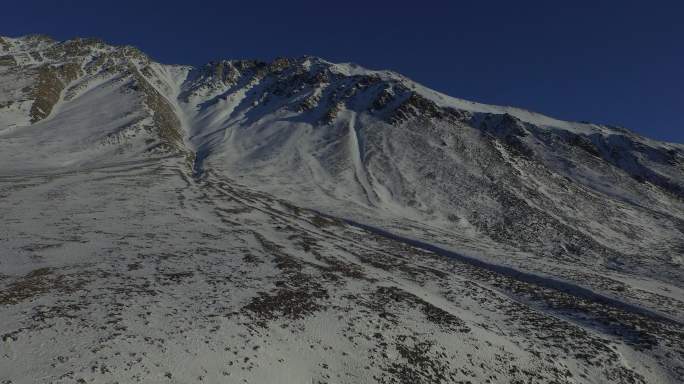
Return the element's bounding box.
[0,55,16,66]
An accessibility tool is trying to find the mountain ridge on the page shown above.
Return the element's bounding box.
[1,34,682,276]
[4,33,681,146]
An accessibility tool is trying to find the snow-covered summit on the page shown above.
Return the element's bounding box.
[1,35,682,261]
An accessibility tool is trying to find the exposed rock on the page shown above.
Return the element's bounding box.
[29,62,82,123]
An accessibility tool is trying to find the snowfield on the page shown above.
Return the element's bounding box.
[0,34,683,383]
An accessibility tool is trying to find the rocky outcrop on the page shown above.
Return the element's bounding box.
[29,62,81,122]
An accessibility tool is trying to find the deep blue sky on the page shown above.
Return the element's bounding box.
[3,1,683,143]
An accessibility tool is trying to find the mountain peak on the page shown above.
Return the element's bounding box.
[1,33,683,384]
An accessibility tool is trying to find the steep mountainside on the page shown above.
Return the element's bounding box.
[0,35,190,170]
[1,35,683,384]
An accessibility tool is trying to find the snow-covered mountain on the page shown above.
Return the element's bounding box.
[1,34,683,384]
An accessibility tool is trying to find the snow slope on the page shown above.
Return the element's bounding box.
[1,35,683,383]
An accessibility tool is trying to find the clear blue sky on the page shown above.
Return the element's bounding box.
[3,0,682,143]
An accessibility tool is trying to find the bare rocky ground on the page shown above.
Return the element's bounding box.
[1,156,681,384]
